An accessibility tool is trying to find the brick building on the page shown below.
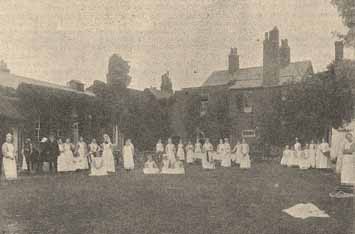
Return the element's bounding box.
[170,27,314,146]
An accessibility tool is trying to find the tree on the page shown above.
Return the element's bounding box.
[106,54,132,87]
[259,63,354,146]
[331,0,355,47]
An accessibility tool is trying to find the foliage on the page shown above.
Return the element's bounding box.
[331,0,355,47]
[259,62,354,146]
[106,54,132,87]
[183,91,231,144]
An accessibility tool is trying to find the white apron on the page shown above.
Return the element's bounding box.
[341,142,355,184]
[2,143,17,180]
[103,143,115,173]
[176,144,185,161]
[123,145,135,170]
[240,143,251,169]
[185,144,194,163]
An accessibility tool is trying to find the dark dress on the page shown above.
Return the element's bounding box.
[45,140,60,172]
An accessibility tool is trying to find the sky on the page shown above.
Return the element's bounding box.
[0,0,351,90]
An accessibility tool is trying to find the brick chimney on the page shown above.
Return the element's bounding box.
[335,40,344,62]
[280,39,290,67]
[228,48,239,73]
[263,26,280,86]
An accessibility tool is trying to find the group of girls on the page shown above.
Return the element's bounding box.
[58,134,135,176]
[56,134,118,176]
[281,138,331,170]
[146,137,251,173]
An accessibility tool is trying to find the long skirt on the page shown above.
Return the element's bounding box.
[3,158,17,180]
[240,154,251,169]
[74,151,89,170]
[316,151,331,169]
[103,149,115,173]
[280,153,288,166]
[308,150,316,168]
[57,152,75,172]
[186,150,194,163]
[235,152,242,165]
[299,157,310,170]
[202,152,215,169]
[341,155,355,185]
[21,157,28,170]
[167,152,176,165]
[90,157,108,176]
[221,153,232,167]
[336,154,344,174]
[123,153,134,170]
[177,149,185,161]
[287,151,298,167]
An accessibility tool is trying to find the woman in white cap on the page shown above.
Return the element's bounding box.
[102,134,115,173]
[2,133,17,180]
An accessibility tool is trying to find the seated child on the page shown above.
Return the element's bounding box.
[161,157,185,174]
[89,151,108,176]
[143,155,160,174]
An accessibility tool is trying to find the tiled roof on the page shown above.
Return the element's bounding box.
[0,71,95,96]
[0,95,24,120]
[202,61,313,89]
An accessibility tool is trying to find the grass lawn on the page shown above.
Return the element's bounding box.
[0,161,353,234]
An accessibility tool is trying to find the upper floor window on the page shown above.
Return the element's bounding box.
[200,97,208,117]
[243,91,253,113]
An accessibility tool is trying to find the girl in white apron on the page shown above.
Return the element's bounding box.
[240,139,251,169]
[2,133,17,180]
[185,141,194,164]
[176,139,185,161]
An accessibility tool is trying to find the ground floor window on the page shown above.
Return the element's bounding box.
[242,129,256,138]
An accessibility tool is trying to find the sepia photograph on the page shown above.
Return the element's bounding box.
[0,0,355,233]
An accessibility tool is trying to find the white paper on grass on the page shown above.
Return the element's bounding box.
[282,203,330,219]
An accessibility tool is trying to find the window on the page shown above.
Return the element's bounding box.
[243,91,253,113]
[200,97,208,117]
[281,89,287,101]
[242,129,256,138]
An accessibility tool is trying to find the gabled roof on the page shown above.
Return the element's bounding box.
[202,61,313,89]
[0,71,95,96]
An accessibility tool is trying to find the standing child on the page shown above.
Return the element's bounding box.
[240,138,251,169]
[309,140,317,168]
[217,139,225,162]
[299,144,311,170]
[156,139,164,162]
[232,141,242,165]
[317,138,331,169]
[281,145,290,166]
[222,138,232,167]
[177,139,185,161]
[185,140,194,164]
[123,139,135,171]
[165,138,176,165]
